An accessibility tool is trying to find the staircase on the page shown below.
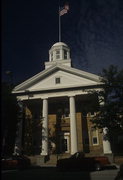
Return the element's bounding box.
[28,154,70,167]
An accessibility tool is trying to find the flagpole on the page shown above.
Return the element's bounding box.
[59,6,61,42]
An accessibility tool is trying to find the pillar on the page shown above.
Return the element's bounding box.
[41,98,48,155]
[103,127,112,154]
[69,96,78,154]
[98,95,112,154]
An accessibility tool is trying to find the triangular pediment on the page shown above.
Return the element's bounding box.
[12,65,103,93]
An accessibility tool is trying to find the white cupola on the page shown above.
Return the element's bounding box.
[45,42,71,69]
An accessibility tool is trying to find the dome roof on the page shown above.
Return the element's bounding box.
[52,42,68,47]
[45,41,71,69]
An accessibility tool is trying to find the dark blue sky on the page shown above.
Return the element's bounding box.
[2,0,123,85]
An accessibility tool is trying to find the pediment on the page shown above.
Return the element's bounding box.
[12,65,103,93]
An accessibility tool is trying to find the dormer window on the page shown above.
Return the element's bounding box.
[64,49,67,59]
[56,50,60,59]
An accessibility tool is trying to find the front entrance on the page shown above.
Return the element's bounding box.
[60,132,70,153]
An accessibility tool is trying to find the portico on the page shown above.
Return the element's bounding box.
[12,42,112,158]
[40,94,78,155]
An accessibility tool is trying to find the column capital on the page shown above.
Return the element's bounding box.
[68,94,76,97]
[41,97,48,100]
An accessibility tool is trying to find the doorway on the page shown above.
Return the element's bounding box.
[60,132,70,153]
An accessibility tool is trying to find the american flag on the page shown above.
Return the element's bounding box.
[59,3,69,16]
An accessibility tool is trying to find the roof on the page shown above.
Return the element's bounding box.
[52,42,68,47]
[12,64,103,94]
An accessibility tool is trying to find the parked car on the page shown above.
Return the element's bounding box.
[2,155,31,170]
[57,152,110,171]
[115,164,123,180]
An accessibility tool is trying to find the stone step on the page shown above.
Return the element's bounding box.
[29,153,106,166]
[28,154,71,166]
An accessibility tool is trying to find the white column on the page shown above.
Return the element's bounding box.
[103,127,112,154]
[41,98,48,155]
[98,95,112,154]
[69,96,78,154]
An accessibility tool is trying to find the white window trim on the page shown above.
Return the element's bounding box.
[62,114,70,118]
[91,129,99,146]
[60,132,70,153]
[90,112,97,117]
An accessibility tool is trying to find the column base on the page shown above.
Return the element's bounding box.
[41,152,48,156]
[36,156,45,166]
[35,155,50,165]
[104,153,114,163]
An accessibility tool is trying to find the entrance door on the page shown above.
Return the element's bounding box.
[60,133,70,153]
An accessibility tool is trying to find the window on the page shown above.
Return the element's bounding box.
[91,128,99,145]
[55,77,60,84]
[93,137,98,144]
[56,50,60,59]
[60,133,70,153]
[61,139,68,151]
[90,112,96,116]
[51,53,53,61]
[64,50,67,59]
[63,108,69,118]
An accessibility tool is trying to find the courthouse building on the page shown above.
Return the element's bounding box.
[12,42,112,163]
